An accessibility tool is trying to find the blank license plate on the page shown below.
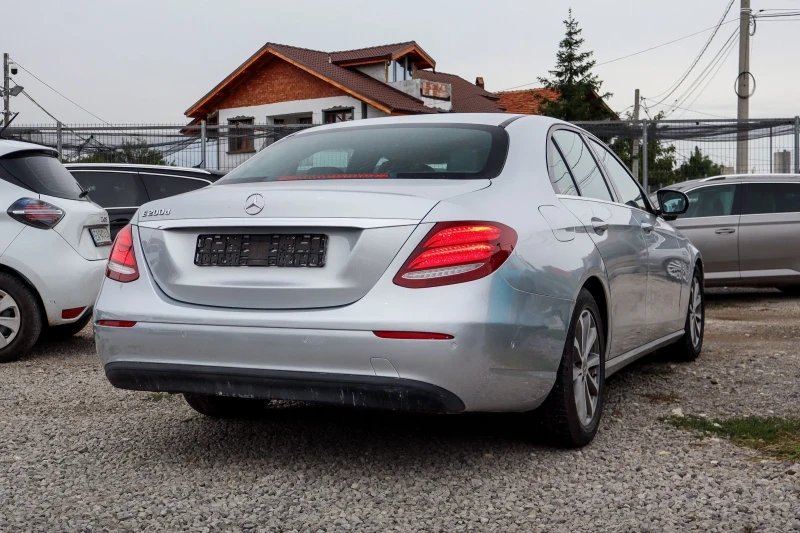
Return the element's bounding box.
[90,227,112,246]
[195,233,327,267]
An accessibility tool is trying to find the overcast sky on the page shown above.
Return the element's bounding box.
[5,0,798,124]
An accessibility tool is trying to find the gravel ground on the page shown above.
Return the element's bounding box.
[1,289,799,532]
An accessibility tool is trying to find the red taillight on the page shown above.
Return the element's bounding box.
[96,320,136,328]
[394,221,517,289]
[7,198,64,229]
[61,307,87,320]
[373,331,454,340]
[106,224,139,283]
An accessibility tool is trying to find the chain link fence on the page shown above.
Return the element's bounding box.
[4,118,800,191]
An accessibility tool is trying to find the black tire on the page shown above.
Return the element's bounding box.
[183,393,271,419]
[0,272,43,363]
[540,288,606,448]
[662,267,704,362]
[42,313,92,341]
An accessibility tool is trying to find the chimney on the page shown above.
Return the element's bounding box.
[475,77,485,89]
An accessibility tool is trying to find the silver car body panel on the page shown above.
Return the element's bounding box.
[95,114,699,412]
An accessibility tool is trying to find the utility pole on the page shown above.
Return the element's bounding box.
[3,53,10,127]
[632,89,641,182]
[736,0,751,174]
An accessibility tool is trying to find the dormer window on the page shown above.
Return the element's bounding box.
[389,55,413,82]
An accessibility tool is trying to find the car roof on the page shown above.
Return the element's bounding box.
[0,139,59,158]
[63,162,226,179]
[662,174,800,191]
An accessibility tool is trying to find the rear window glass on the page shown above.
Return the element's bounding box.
[0,153,84,200]
[140,174,208,200]
[215,124,509,185]
[71,171,149,208]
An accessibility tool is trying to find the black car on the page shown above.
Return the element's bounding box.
[65,164,226,238]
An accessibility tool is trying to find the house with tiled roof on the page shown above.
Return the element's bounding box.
[185,40,507,167]
[496,88,617,119]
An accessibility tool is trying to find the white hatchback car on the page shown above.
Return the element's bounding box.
[0,140,111,362]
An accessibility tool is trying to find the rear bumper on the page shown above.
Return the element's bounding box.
[105,361,466,413]
[0,226,106,326]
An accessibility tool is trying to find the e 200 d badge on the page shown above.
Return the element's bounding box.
[141,208,171,217]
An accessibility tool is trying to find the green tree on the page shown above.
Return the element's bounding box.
[609,112,677,189]
[74,138,169,165]
[537,9,614,121]
[677,146,723,180]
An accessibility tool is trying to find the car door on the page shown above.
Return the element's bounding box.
[138,172,210,201]
[551,128,650,358]
[738,182,800,284]
[69,170,149,239]
[588,138,686,340]
[667,184,740,284]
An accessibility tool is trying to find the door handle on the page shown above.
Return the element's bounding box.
[641,222,654,233]
[591,217,609,234]
[715,228,736,234]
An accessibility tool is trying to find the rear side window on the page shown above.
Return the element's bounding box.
[683,185,737,218]
[548,138,579,196]
[0,153,84,200]
[140,174,208,200]
[744,183,800,215]
[552,130,613,203]
[71,171,149,208]
[216,124,509,184]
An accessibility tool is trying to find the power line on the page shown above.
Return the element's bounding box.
[645,0,736,105]
[9,59,109,124]
[497,18,737,92]
[641,97,732,119]
[667,28,739,117]
[674,32,739,118]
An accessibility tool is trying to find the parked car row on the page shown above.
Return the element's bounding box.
[8,115,798,448]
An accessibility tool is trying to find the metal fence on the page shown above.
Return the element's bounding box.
[578,117,800,193]
[2,123,313,172]
[4,118,800,191]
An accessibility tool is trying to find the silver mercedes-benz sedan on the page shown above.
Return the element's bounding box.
[94,114,703,447]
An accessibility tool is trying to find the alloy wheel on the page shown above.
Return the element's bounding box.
[0,289,21,348]
[573,309,601,426]
[689,277,703,348]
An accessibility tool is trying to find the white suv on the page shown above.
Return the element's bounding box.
[0,140,111,362]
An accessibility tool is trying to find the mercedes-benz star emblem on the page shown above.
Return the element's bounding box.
[244,193,265,215]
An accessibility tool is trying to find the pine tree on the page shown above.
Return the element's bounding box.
[537,9,613,121]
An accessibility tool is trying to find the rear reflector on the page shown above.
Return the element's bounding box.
[106,224,139,283]
[96,320,136,328]
[394,221,517,289]
[61,307,86,320]
[7,198,65,229]
[277,174,389,181]
[373,331,454,340]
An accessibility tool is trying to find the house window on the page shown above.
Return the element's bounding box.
[272,119,285,125]
[298,117,313,125]
[389,56,412,82]
[323,108,354,124]
[228,118,254,153]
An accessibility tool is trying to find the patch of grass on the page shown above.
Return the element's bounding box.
[144,392,175,402]
[641,392,681,404]
[665,415,800,462]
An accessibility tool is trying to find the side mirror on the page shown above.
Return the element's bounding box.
[656,189,689,221]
